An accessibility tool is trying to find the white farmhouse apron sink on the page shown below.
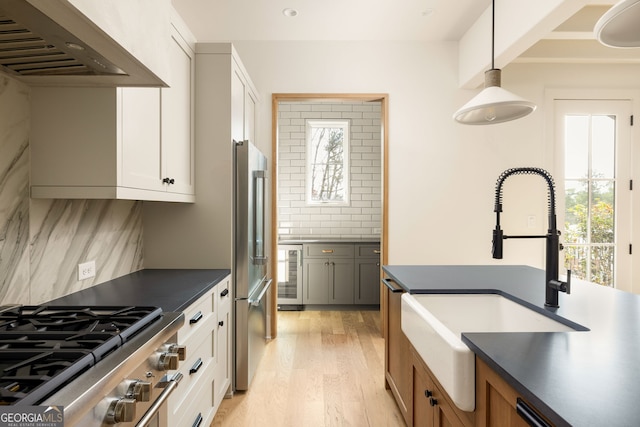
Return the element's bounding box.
[401,293,581,412]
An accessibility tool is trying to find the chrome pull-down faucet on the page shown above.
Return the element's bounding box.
[492,167,571,308]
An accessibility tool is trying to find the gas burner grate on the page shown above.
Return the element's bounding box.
[0,350,94,405]
[0,306,163,405]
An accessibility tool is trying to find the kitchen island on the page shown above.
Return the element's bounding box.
[383,264,640,427]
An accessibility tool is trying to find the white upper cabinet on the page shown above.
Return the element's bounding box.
[30,13,195,202]
[161,24,195,196]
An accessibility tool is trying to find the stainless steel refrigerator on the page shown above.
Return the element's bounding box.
[234,140,271,391]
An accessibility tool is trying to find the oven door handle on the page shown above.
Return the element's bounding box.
[135,372,183,427]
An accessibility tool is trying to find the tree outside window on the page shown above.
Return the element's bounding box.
[306,120,349,205]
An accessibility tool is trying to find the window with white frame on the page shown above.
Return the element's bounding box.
[306,120,350,205]
[555,99,632,289]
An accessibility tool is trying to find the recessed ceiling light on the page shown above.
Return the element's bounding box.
[283,8,298,17]
[421,8,434,17]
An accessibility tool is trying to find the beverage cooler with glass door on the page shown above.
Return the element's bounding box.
[277,245,303,310]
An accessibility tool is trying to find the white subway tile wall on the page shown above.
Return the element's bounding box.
[278,101,382,239]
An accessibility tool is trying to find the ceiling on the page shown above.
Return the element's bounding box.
[170,0,492,42]
[171,0,640,65]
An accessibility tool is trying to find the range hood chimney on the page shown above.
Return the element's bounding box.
[0,0,169,87]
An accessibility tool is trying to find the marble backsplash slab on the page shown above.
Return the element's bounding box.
[0,74,144,305]
[0,75,30,303]
[29,199,143,304]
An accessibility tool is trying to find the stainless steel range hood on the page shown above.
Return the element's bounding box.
[0,0,169,86]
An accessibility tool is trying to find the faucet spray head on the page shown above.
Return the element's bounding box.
[492,226,503,259]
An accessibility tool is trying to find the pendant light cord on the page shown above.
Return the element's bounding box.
[491,0,495,70]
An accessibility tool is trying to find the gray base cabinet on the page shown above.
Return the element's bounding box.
[303,243,379,305]
[355,244,381,305]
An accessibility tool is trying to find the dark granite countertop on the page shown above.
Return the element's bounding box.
[383,264,640,427]
[49,269,230,313]
[278,238,380,245]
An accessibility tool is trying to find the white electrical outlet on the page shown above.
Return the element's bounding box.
[527,215,536,228]
[78,260,96,280]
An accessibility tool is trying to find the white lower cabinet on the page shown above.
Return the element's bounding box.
[168,274,232,426]
[214,277,232,407]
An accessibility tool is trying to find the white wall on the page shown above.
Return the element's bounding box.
[232,41,640,283]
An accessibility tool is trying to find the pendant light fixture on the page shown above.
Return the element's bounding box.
[595,0,640,48]
[453,0,536,125]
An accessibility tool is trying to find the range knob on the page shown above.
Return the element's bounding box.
[105,397,136,424]
[157,352,179,371]
[126,380,152,402]
[165,344,186,361]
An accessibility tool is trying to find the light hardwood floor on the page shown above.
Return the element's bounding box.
[211,310,405,427]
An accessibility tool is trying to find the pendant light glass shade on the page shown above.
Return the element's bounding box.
[453,69,536,125]
[453,0,536,125]
[595,0,640,48]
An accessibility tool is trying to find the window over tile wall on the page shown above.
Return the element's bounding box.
[306,119,350,205]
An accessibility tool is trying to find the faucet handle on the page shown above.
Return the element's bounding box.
[548,270,571,295]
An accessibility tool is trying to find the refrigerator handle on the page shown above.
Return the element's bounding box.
[249,279,273,307]
[253,169,268,265]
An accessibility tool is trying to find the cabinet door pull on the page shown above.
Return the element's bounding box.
[220,288,229,297]
[162,177,175,185]
[373,249,381,254]
[321,249,334,253]
[424,389,433,398]
[218,320,224,327]
[189,311,203,324]
[192,413,203,427]
[189,358,203,375]
[429,397,438,407]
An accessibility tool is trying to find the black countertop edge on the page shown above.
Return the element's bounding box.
[49,269,231,313]
[278,238,380,244]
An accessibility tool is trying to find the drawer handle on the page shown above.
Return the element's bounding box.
[321,249,334,253]
[373,249,381,254]
[516,398,551,427]
[189,311,203,324]
[220,288,229,298]
[189,358,203,375]
[192,413,203,427]
[381,278,404,293]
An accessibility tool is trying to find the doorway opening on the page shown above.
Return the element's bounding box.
[270,94,389,337]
